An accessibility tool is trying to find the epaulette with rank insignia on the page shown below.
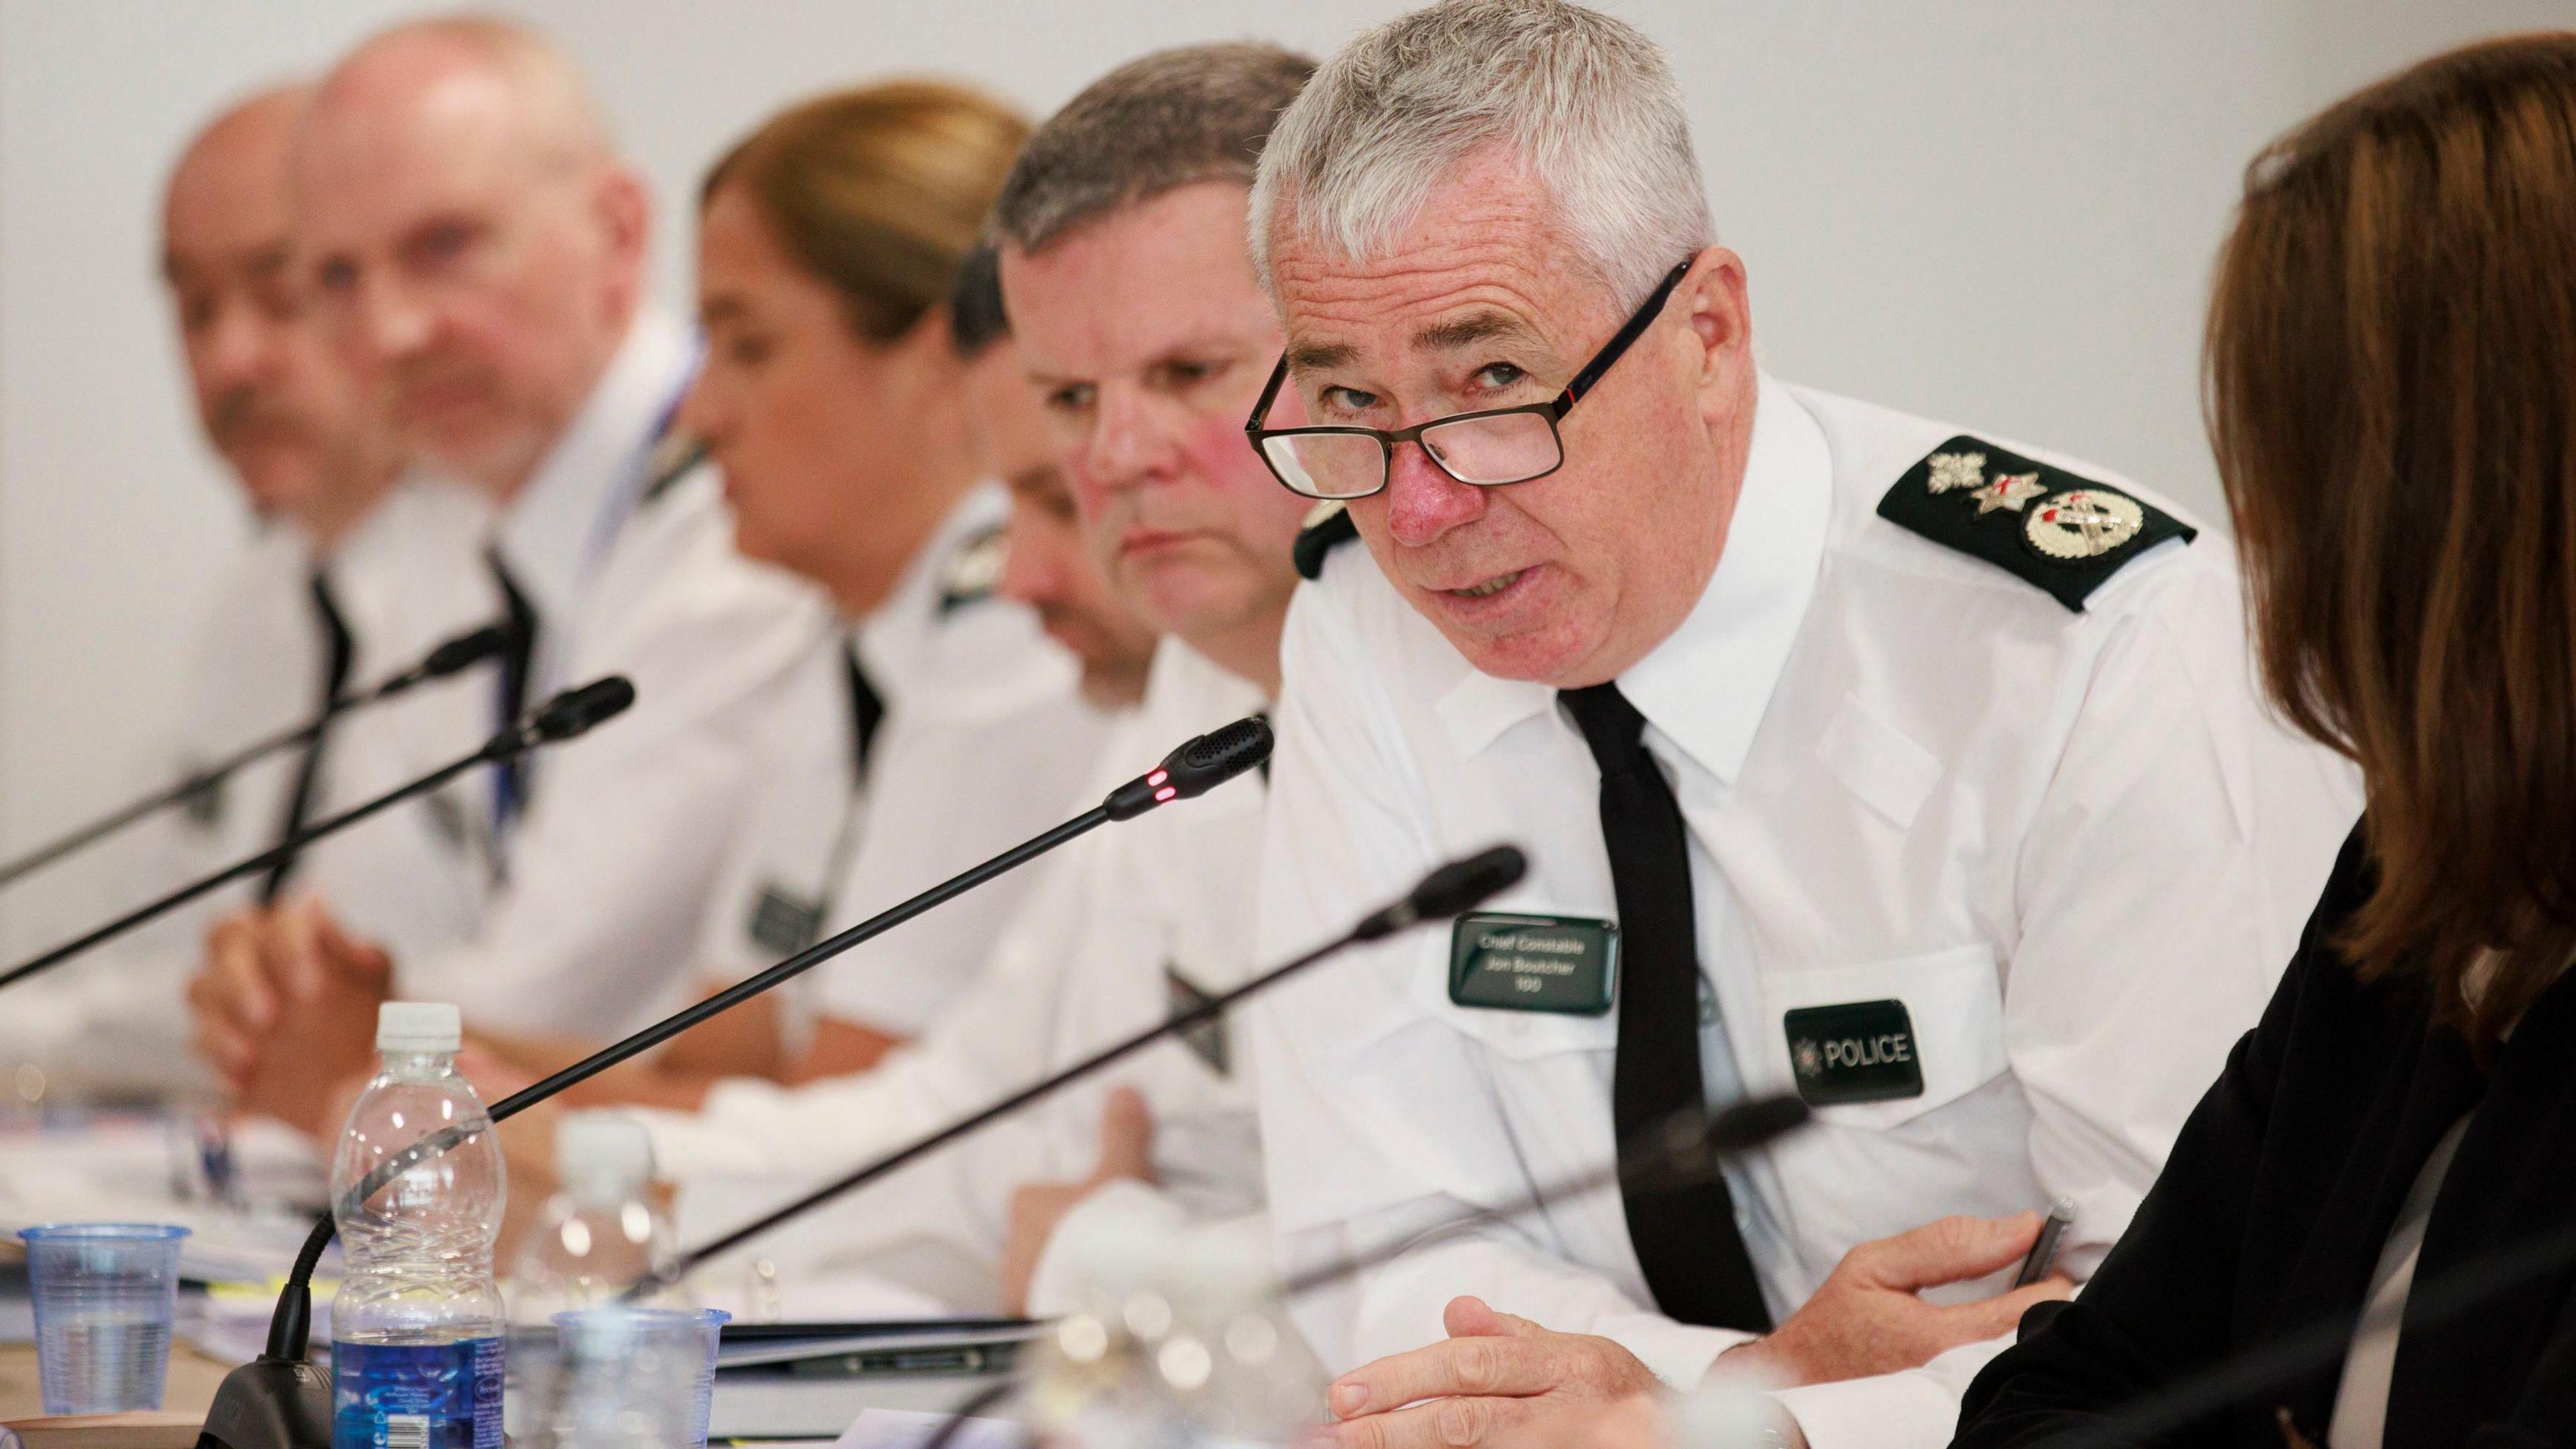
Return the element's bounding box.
[1292,500,1360,581]
[639,433,708,506]
[1876,436,2194,611]
[938,522,1008,613]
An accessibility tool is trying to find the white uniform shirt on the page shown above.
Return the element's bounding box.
[1,479,496,1097]
[637,641,1268,1311]
[405,311,835,1037]
[1246,378,2362,1449]
[689,483,1115,1040]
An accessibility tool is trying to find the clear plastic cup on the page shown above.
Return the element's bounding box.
[17,1224,191,1415]
[543,1306,728,1449]
[686,1308,730,1449]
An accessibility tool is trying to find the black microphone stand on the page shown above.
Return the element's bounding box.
[0,675,629,996]
[0,623,511,892]
[195,717,1276,1449]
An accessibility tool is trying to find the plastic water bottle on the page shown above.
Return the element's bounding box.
[329,1002,506,1449]
[506,1112,678,1320]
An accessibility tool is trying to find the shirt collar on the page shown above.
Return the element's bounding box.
[1437,372,1833,782]
[490,309,696,623]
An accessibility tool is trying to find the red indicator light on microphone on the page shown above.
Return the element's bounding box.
[1155,786,1177,802]
[1147,769,1169,787]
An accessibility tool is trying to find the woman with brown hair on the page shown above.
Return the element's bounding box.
[1951,32,2576,1448]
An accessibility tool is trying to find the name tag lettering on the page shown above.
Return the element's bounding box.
[1450,914,1619,1016]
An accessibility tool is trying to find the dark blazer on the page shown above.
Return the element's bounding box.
[1953,823,2576,1448]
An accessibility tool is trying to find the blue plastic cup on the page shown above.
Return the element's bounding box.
[17,1224,191,1415]
[547,1306,729,1449]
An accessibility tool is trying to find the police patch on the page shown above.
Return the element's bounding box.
[1877,435,2193,611]
[1292,500,1360,582]
[178,768,225,831]
[1784,999,1925,1106]
[748,883,824,956]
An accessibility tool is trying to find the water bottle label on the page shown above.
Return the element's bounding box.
[331,1337,504,1449]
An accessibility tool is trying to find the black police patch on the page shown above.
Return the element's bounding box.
[178,769,225,831]
[1449,914,1619,1015]
[1292,500,1360,582]
[1165,965,1231,1077]
[1876,436,2193,611]
[1784,999,1925,1106]
[748,884,824,956]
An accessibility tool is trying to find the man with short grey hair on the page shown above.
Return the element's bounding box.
[1242,2,2359,1446]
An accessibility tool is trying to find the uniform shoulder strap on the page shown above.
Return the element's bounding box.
[938,522,1008,614]
[1875,435,2194,611]
[1293,500,1361,582]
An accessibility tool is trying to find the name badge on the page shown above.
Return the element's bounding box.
[1448,914,1619,1016]
[748,884,823,957]
[1784,999,1925,1106]
[1165,966,1231,1077]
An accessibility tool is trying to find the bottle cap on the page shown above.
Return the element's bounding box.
[375,1000,462,1055]
[556,1112,655,1199]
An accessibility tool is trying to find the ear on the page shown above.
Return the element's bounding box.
[1676,248,1754,423]
[590,166,653,304]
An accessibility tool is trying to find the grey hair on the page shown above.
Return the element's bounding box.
[991,42,1316,254]
[1249,0,1712,310]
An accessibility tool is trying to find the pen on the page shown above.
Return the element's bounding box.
[2014,1196,2076,1287]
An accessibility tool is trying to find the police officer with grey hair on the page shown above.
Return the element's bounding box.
[1240,2,2359,1445]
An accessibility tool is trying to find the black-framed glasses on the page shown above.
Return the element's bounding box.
[1244,258,1695,501]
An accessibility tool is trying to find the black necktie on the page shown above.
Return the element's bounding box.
[843,643,884,785]
[486,549,539,832]
[1559,682,1772,1332]
[258,571,356,904]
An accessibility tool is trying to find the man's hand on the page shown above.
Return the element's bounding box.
[189,907,294,1092]
[999,1085,1155,1313]
[1324,1297,1662,1449]
[1715,1212,2072,1388]
[1484,1393,1668,1449]
[195,898,396,1136]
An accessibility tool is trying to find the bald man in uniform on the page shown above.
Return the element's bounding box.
[4,86,495,1103]
[189,19,830,1112]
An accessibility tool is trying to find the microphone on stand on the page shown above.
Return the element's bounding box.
[0,622,514,892]
[193,717,1277,1449]
[0,675,633,996]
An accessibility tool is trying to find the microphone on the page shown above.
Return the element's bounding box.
[0,621,513,892]
[0,676,632,996]
[195,718,1275,1449]
[1103,716,1275,820]
[637,843,1530,1291]
[1354,844,1528,941]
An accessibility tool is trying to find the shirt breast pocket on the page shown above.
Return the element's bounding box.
[1756,943,2008,1131]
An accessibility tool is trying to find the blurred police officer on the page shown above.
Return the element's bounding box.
[1240,4,2361,1446]
[4,84,494,1103]
[548,46,1317,1316]
[535,87,1123,1104]
[187,19,832,1109]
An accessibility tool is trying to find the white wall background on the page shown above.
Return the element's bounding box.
[0,0,2566,955]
